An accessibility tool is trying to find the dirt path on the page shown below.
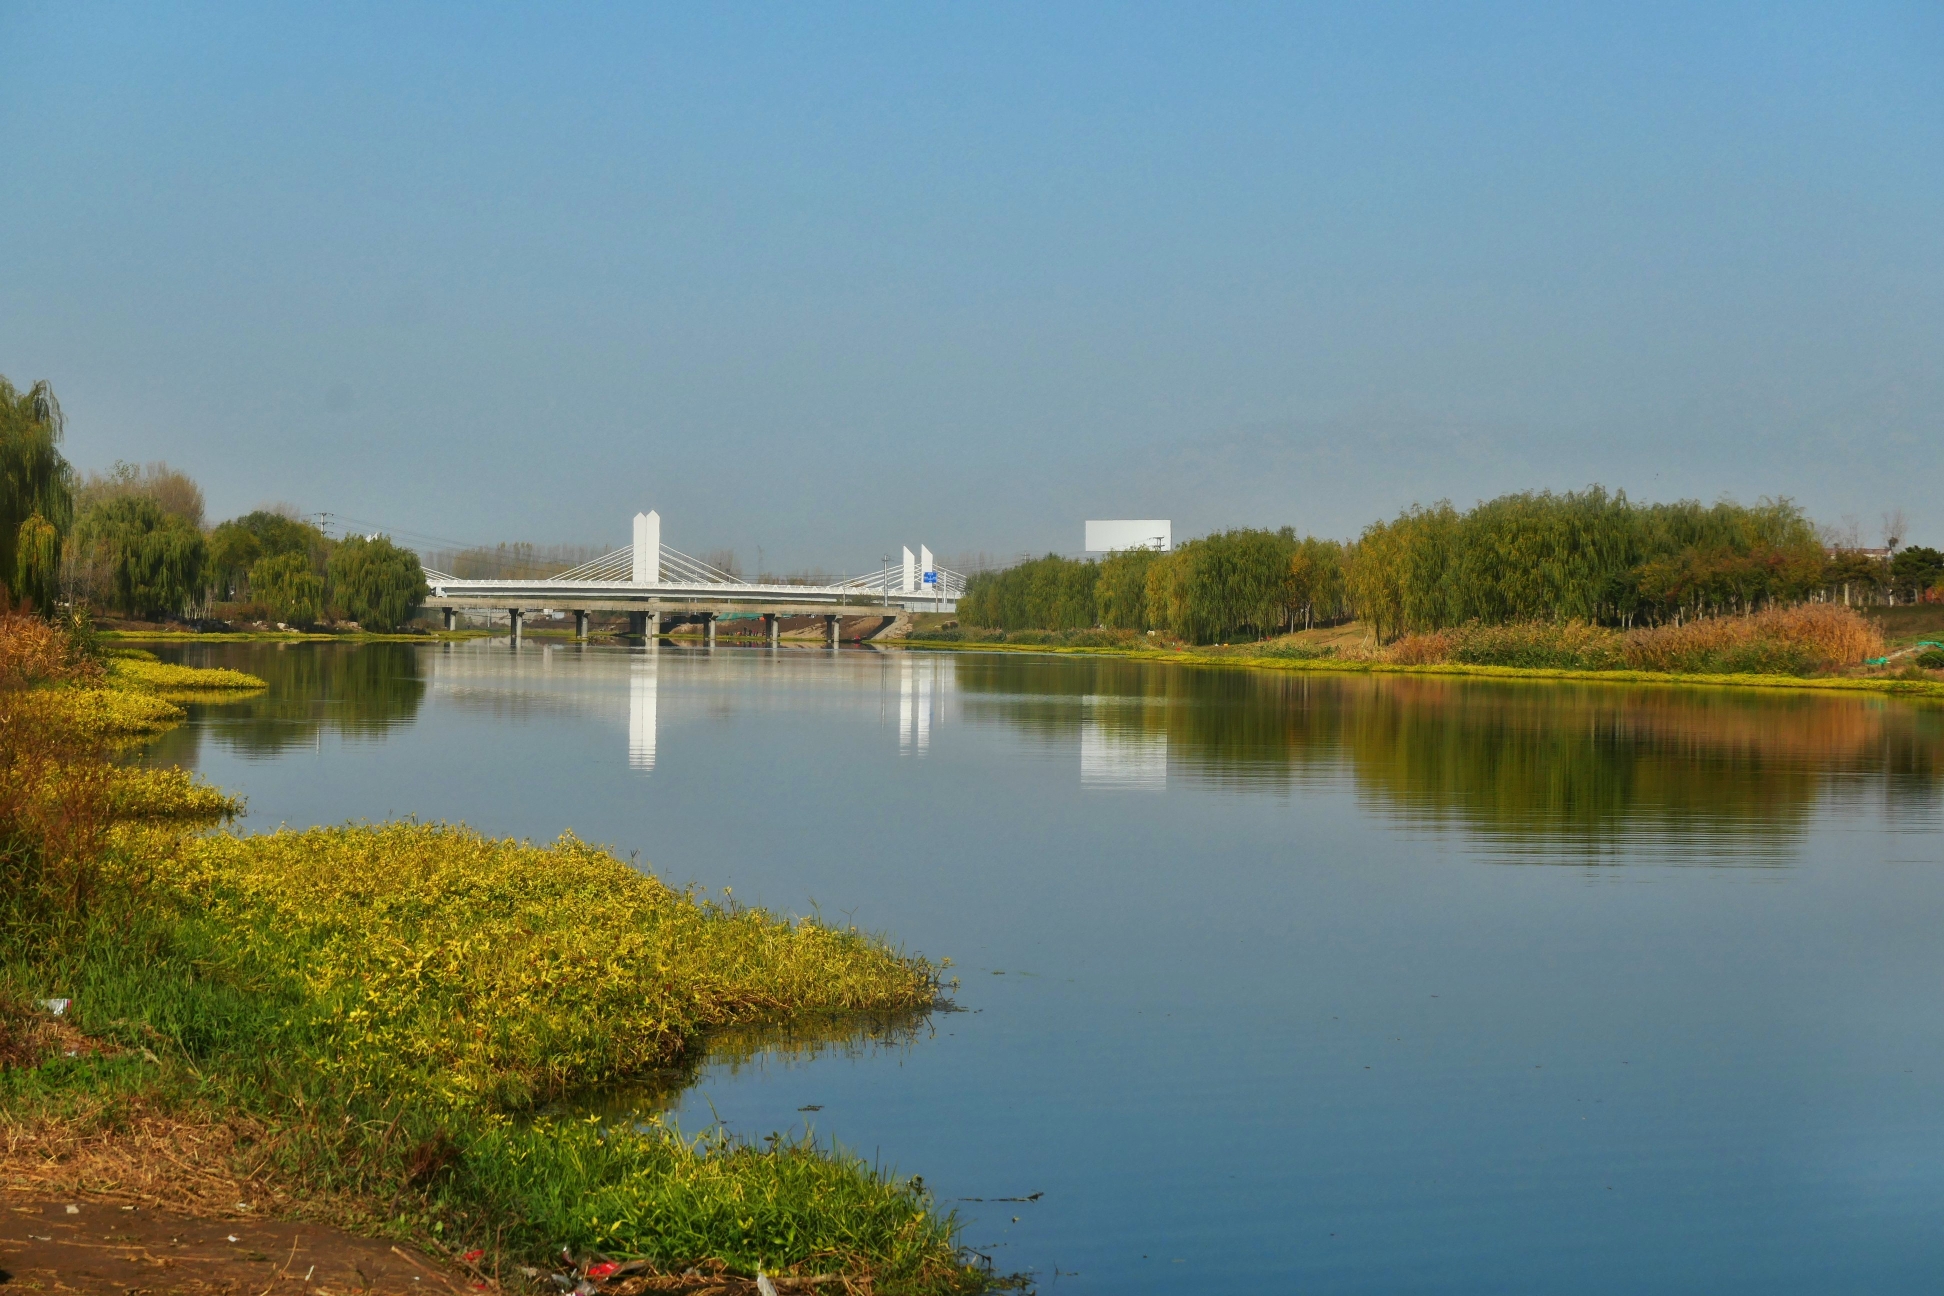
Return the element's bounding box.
[0,1196,474,1295]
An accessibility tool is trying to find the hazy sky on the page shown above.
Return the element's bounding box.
[4,3,1939,570]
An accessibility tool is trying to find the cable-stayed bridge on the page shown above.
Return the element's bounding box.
[423,511,965,643]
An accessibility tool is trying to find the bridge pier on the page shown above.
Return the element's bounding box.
[507,609,524,643]
[442,607,456,632]
[825,614,840,648]
[574,610,589,641]
[703,613,717,648]
[648,610,660,642]
[765,613,780,647]
[627,611,647,638]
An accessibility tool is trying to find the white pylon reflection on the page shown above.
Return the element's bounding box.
[899,654,935,752]
[628,651,658,772]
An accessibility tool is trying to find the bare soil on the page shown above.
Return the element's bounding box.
[0,1197,466,1295]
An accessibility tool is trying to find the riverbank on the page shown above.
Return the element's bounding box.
[903,634,1944,699]
[1,615,988,1294]
[103,628,490,643]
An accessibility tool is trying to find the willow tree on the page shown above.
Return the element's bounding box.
[0,378,75,611]
[1096,547,1160,629]
[327,534,428,632]
[71,495,206,619]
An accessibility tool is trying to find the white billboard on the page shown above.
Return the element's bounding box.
[1084,519,1171,552]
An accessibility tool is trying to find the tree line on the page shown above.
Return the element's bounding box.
[960,488,1940,644]
[0,376,427,630]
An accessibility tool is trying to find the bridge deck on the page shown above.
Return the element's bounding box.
[427,579,953,615]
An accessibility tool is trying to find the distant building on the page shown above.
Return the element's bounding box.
[1825,546,1893,562]
[1085,520,1172,553]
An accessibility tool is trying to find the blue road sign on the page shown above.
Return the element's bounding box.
[923,571,937,585]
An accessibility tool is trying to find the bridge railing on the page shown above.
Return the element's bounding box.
[833,565,967,600]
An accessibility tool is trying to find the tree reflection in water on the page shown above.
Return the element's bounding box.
[954,656,1944,862]
[134,641,428,768]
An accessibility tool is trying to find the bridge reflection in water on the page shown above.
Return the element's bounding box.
[629,653,657,772]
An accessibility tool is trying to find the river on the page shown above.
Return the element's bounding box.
[141,639,1944,1293]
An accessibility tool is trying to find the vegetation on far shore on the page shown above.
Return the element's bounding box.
[0,611,988,1292]
[3,376,429,632]
[961,489,1943,646]
[909,604,1944,698]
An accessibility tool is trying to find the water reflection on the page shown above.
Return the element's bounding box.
[150,642,1944,861]
[560,1010,936,1125]
[952,654,1944,860]
[142,641,427,767]
[630,652,657,772]
[899,654,944,752]
[1081,697,1167,790]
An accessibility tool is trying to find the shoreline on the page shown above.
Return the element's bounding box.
[900,637,1944,699]
[3,626,988,1294]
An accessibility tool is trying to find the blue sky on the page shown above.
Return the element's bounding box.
[3,3,1939,569]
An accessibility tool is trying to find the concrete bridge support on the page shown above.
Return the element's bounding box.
[765,613,780,647]
[825,614,840,648]
[627,611,647,637]
[442,607,456,632]
[507,609,524,643]
[703,613,717,648]
[574,610,589,640]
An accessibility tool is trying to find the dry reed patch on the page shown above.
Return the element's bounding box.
[1385,631,1454,665]
[0,1106,270,1216]
[1624,604,1882,672]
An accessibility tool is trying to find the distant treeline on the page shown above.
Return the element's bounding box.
[1,375,428,629]
[960,489,1944,644]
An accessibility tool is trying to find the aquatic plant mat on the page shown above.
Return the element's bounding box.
[0,612,992,1294]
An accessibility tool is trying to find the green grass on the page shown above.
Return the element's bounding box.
[3,625,990,1292]
[4,823,982,1290]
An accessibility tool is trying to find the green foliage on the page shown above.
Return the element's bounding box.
[249,551,323,625]
[13,513,62,614]
[1287,536,1349,629]
[1095,548,1160,630]
[1916,648,1944,670]
[71,496,206,620]
[957,554,1098,631]
[1346,489,1826,639]
[209,510,329,600]
[1150,529,1296,644]
[326,533,428,631]
[7,822,969,1286]
[73,460,204,530]
[0,377,75,610]
[1891,547,1944,602]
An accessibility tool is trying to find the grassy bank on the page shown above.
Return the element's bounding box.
[1,614,986,1292]
[906,625,1944,700]
[103,628,491,643]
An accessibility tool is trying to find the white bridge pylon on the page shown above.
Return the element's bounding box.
[422,511,965,639]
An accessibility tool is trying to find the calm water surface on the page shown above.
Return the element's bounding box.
[144,640,1944,1293]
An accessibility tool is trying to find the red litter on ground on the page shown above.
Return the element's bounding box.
[584,1262,620,1280]
[461,1249,485,1264]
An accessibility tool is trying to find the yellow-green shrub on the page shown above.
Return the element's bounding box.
[149,824,938,1110]
[107,656,266,692]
